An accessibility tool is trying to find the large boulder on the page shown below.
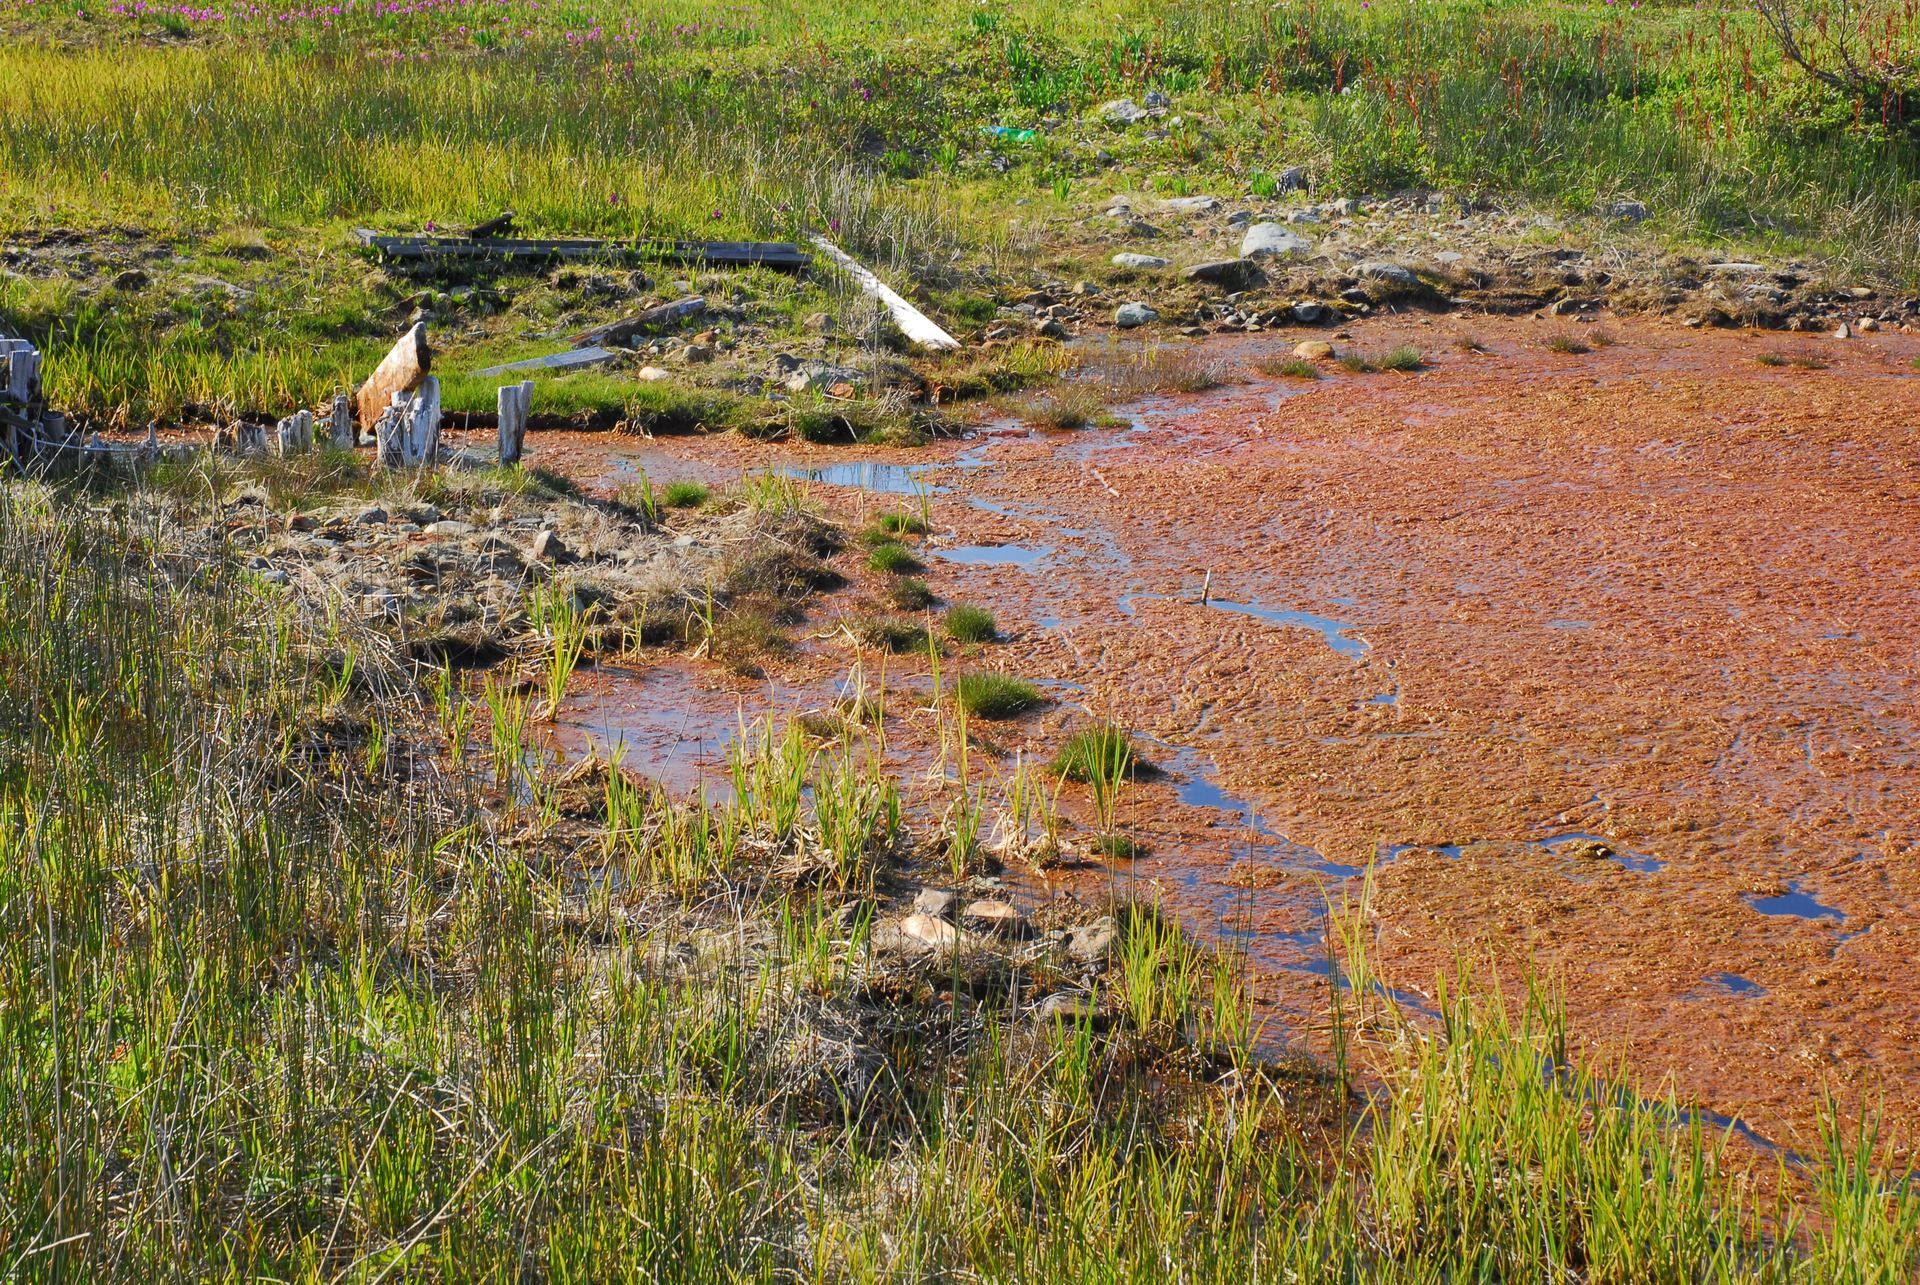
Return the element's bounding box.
[357,323,430,433]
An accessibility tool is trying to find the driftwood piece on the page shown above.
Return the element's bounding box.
[467,210,516,239]
[351,228,810,271]
[330,393,355,448]
[496,381,534,465]
[807,236,959,351]
[409,376,442,464]
[473,347,620,378]
[275,409,314,455]
[572,296,706,349]
[358,323,431,432]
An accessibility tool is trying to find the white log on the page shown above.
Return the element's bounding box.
[807,236,959,350]
[497,380,533,465]
[6,343,42,403]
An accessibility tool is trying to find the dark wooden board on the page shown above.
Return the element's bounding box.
[351,228,811,270]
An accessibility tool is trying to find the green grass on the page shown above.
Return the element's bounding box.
[887,576,935,611]
[0,462,1915,1278]
[662,479,712,508]
[943,602,997,643]
[856,614,931,652]
[1546,332,1593,355]
[1256,356,1322,380]
[1338,346,1424,373]
[1757,351,1791,367]
[953,671,1042,720]
[1092,832,1141,859]
[866,541,923,574]
[1050,723,1148,783]
[877,510,929,535]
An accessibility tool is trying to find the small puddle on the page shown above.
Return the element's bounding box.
[1693,971,1767,999]
[1118,592,1369,660]
[1745,880,1845,922]
[933,543,1054,570]
[782,461,947,494]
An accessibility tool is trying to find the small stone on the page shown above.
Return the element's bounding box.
[424,520,474,537]
[1834,322,1853,339]
[260,569,290,587]
[531,529,571,563]
[354,505,388,525]
[1183,259,1263,290]
[1158,195,1219,215]
[1293,340,1334,360]
[1111,252,1170,270]
[900,912,968,951]
[1603,198,1649,222]
[1225,211,1252,228]
[1275,165,1309,193]
[1114,302,1159,328]
[1067,917,1118,963]
[912,888,957,920]
[1291,301,1328,324]
[1848,286,1875,300]
[1098,98,1150,126]
[802,311,836,333]
[1354,260,1420,288]
[1142,88,1171,110]
[1857,316,1880,332]
[1033,991,1100,1024]
[112,267,149,291]
[674,343,713,364]
[1239,222,1311,260]
[1070,280,1102,297]
[1032,317,1068,339]
[637,366,671,381]
[962,899,1027,936]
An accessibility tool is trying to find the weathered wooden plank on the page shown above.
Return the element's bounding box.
[350,228,811,270]
[473,347,620,378]
[497,381,533,465]
[808,236,960,351]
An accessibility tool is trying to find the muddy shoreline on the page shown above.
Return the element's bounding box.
[118,312,1920,1157]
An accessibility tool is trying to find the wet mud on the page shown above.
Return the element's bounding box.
[436,314,1920,1156]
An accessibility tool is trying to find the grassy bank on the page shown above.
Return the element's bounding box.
[2,0,1919,423]
[0,460,1915,1278]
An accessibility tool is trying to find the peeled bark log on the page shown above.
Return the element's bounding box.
[357,323,431,432]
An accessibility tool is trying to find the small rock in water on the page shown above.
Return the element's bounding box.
[1111,252,1170,270]
[1114,302,1159,328]
[1293,340,1335,360]
[1239,222,1312,260]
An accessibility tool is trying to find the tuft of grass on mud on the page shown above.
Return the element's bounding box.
[1545,332,1592,355]
[1093,832,1142,859]
[1051,724,1149,782]
[662,479,711,508]
[866,541,923,574]
[954,671,1042,720]
[876,510,929,535]
[1756,351,1790,367]
[943,603,997,643]
[1339,346,1424,373]
[856,615,930,652]
[1255,355,1322,380]
[887,576,935,611]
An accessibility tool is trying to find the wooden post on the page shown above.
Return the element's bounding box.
[375,390,408,468]
[330,392,355,449]
[497,380,532,465]
[6,343,41,404]
[408,376,441,465]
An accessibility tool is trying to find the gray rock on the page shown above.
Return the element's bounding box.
[1225,211,1252,228]
[1158,195,1219,215]
[1329,197,1361,217]
[113,268,149,291]
[1067,918,1118,963]
[1032,317,1068,339]
[1291,301,1329,324]
[424,520,474,538]
[1275,165,1309,193]
[531,529,571,563]
[1111,253,1170,270]
[1354,260,1420,288]
[912,888,957,921]
[1603,198,1649,223]
[1239,222,1311,260]
[1184,259,1263,290]
[1285,209,1323,225]
[1114,302,1159,328]
[1098,98,1150,126]
[354,505,388,526]
[1142,89,1171,110]
[1034,991,1101,1025]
